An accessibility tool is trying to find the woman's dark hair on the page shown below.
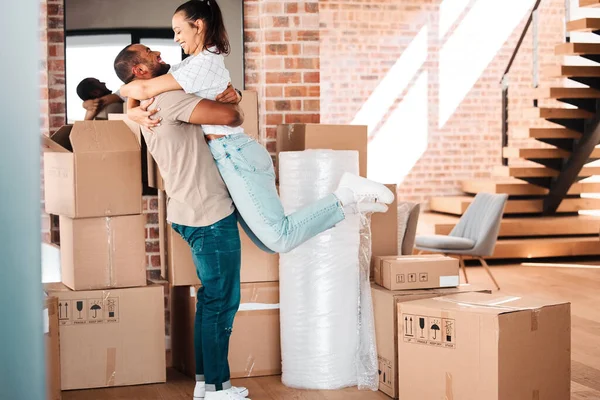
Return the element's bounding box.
[175,0,230,55]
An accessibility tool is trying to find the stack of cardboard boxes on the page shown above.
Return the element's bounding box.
[41,120,166,392]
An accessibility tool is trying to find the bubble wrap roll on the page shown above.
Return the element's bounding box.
[279,150,377,390]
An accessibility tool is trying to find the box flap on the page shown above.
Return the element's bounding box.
[108,114,142,145]
[49,125,75,152]
[70,121,141,153]
[408,292,568,315]
[41,135,69,153]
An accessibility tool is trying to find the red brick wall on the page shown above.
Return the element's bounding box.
[319,0,566,203]
[244,0,321,152]
[41,0,568,265]
[40,0,66,243]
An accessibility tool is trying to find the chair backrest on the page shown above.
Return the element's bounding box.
[398,202,420,255]
[449,193,508,256]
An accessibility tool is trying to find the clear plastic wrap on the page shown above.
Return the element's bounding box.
[279,150,378,391]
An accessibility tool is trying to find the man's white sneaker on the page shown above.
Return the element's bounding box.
[194,382,249,399]
[204,388,250,400]
[336,173,395,205]
[344,202,388,215]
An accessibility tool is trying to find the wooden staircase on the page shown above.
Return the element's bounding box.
[419,5,600,260]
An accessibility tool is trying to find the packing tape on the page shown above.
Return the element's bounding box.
[244,355,256,377]
[105,347,117,386]
[238,303,280,311]
[445,372,454,400]
[106,217,115,288]
[436,296,532,312]
[532,389,540,400]
[531,309,540,332]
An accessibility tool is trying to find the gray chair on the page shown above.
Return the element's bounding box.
[414,193,508,290]
[398,202,420,255]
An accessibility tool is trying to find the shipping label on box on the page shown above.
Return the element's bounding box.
[398,292,571,400]
[376,255,459,290]
[371,283,492,399]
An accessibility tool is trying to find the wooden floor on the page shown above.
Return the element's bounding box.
[61,263,600,400]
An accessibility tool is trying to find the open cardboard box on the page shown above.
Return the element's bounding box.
[42,121,142,218]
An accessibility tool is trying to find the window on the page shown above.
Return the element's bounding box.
[65,34,131,123]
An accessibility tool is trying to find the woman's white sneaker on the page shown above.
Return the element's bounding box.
[336,173,395,205]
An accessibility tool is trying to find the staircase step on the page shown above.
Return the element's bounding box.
[522,107,595,119]
[567,17,600,32]
[512,127,582,139]
[461,179,600,195]
[493,166,558,177]
[491,237,600,259]
[418,212,600,237]
[429,195,600,215]
[537,86,600,99]
[555,42,600,56]
[493,165,600,178]
[544,65,600,77]
[503,147,571,159]
[580,0,600,7]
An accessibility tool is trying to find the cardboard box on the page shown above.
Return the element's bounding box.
[370,184,398,280]
[398,292,571,400]
[42,121,142,218]
[59,215,146,290]
[167,223,279,286]
[239,90,259,139]
[276,124,368,178]
[371,284,492,398]
[108,113,164,192]
[171,282,281,379]
[45,285,166,390]
[374,255,459,290]
[44,296,61,400]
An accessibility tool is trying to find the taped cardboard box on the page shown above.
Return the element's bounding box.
[59,215,146,290]
[371,283,492,399]
[44,296,61,400]
[398,292,570,400]
[276,124,368,178]
[45,284,166,390]
[167,223,279,286]
[42,121,142,218]
[374,255,459,290]
[171,282,281,379]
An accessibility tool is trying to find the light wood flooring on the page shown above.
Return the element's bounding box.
[62,262,600,400]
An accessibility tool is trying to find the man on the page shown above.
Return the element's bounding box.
[114,44,249,400]
[76,77,125,120]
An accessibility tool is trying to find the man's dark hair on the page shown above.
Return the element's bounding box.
[76,78,100,101]
[114,44,141,84]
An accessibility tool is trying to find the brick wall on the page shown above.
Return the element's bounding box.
[41,0,568,265]
[244,0,321,151]
[319,0,566,203]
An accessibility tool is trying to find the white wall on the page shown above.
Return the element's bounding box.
[65,0,244,88]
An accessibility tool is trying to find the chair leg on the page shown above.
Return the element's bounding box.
[458,256,469,284]
[477,257,500,291]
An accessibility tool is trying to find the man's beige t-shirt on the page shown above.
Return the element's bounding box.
[141,90,234,227]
